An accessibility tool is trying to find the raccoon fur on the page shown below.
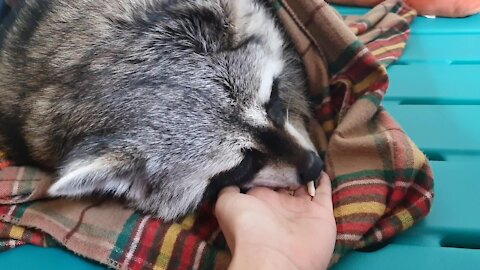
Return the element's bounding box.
[0,0,324,220]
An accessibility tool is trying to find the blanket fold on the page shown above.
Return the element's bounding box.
[0,0,433,269]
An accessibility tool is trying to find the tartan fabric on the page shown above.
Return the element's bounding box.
[0,0,433,269]
[0,165,231,270]
[274,0,433,263]
[0,223,48,252]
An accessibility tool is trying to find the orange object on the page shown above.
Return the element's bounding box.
[327,0,480,17]
[405,0,480,17]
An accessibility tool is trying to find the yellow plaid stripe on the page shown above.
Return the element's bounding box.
[9,225,26,240]
[395,209,414,229]
[334,202,386,218]
[353,67,388,94]
[154,214,197,269]
[371,43,406,57]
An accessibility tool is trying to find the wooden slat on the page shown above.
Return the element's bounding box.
[386,65,480,103]
[383,102,480,153]
[332,5,369,15]
[0,246,107,270]
[400,35,480,63]
[332,244,480,270]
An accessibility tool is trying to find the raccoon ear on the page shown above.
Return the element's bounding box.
[221,0,256,28]
[222,0,254,17]
[221,0,263,48]
[221,0,284,53]
[48,155,136,198]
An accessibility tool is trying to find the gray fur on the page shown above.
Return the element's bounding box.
[0,0,323,220]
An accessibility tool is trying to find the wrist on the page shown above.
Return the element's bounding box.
[229,243,299,270]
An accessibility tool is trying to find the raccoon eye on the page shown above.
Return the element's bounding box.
[270,78,280,101]
[266,78,286,126]
[303,115,311,127]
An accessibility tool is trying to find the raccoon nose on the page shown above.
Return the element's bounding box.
[298,151,324,184]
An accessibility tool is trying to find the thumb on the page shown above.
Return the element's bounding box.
[313,172,333,212]
[214,186,241,218]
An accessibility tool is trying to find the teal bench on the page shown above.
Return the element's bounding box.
[332,6,480,270]
[1,4,480,270]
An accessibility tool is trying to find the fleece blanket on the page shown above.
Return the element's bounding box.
[0,0,434,269]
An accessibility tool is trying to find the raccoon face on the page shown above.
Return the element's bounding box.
[3,0,323,220]
[204,39,324,196]
[198,0,324,197]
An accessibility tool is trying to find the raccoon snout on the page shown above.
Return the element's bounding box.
[298,151,324,184]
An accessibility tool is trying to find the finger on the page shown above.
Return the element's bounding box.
[218,186,241,197]
[278,188,294,196]
[293,185,311,199]
[312,172,333,211]
[214,186,241,218]
[247,187,280,205]
[246,186,272,196]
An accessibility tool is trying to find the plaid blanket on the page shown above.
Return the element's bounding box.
[0,0,433,268]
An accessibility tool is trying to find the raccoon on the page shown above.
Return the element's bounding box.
[0,0,324,220]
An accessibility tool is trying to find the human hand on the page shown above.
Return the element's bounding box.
[215,172,336,270]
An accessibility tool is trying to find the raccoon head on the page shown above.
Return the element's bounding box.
[46,0,323,220]
[201,0,324,192]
